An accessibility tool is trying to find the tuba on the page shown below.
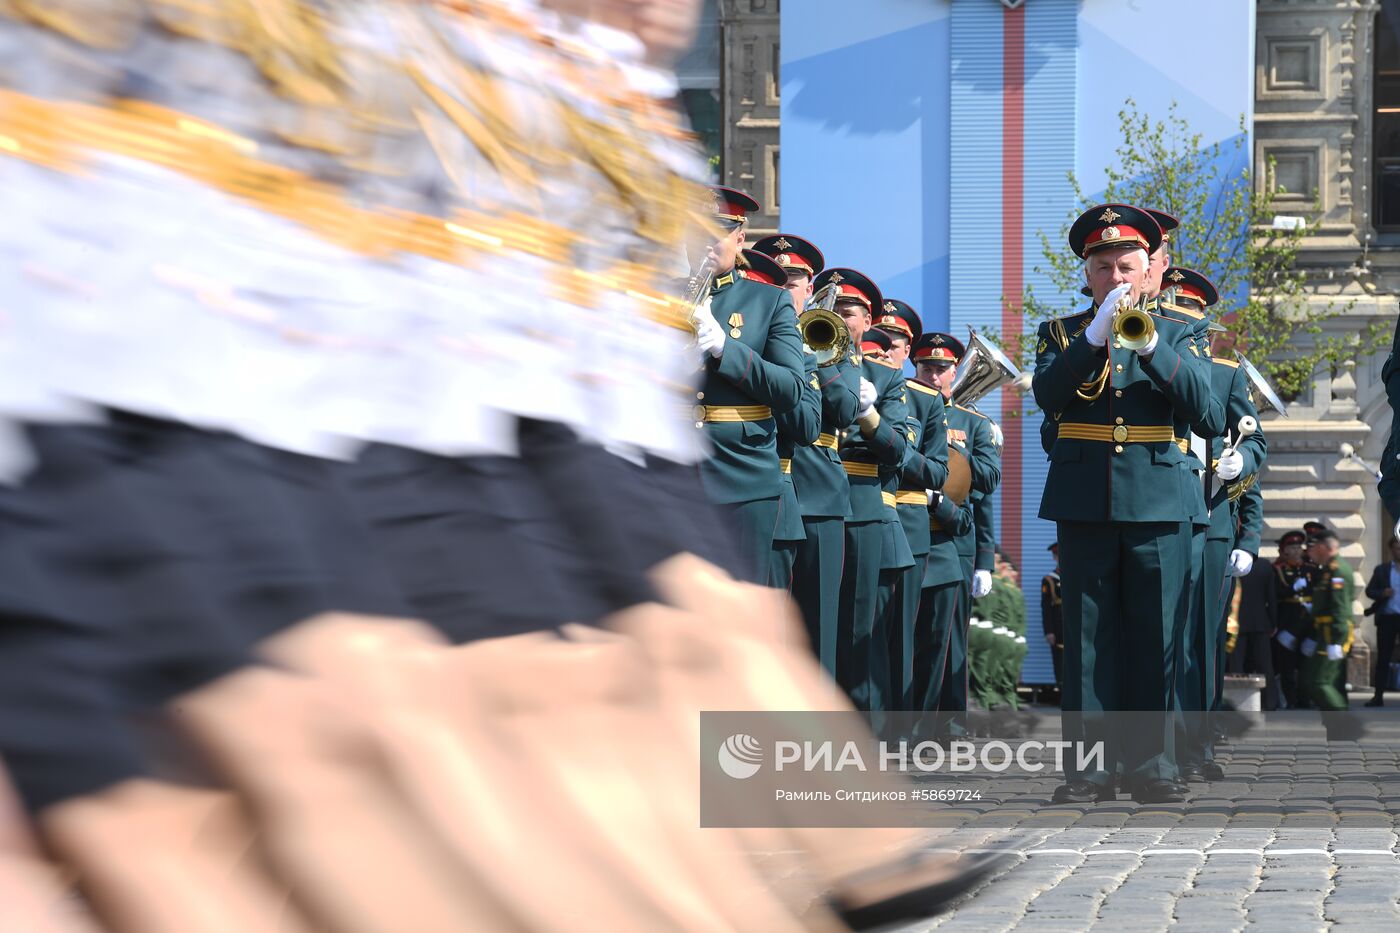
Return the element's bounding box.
[799,282,852,367]
[950,328,1022,407]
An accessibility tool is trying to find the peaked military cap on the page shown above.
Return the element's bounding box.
[1164,266,1219,308]
[861,328,893,353]
[813,267,882,312]
[1068,203,1163,259]
[1278,530,1306,548]
[752,233,825,278]
[875,298,923,344]
[1145,209,1180,243]
[912,331,965,364]
[738,248,788,287]
[708,185,760,228]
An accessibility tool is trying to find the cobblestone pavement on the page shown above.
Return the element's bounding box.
[890,699,1400,932]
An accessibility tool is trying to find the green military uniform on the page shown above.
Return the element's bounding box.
[752,235,862,674]
[1176,355,1266,773]
[812,268,907,712]
[913,489,974,723]
[739,245,819,591]
[694,266,805,583]
[1301,554,1355,711]
[771,352,821,589]
[967,589,998,709]
[866,350,916,713]
[1032,204,1218,798]
[1000,576,1029,710]
[790,355,862,675]
[889,375,949,709]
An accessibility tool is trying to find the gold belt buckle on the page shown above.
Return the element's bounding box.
[1112,425,1129,443]
[694,405,707,423]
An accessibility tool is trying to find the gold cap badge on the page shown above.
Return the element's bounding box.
[773,237,792,250]
[1099,208,1122,223]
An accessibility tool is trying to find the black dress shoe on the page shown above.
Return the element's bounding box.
[1179,765,1206,784]
[1131,779,1186,804]
[1199,761,1225,781]
[1364,696,1384,708]
[831,849,1014,930]
[1052,779,1114,803]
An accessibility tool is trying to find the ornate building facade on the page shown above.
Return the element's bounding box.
[1255,0,1396,581]
[719,0,781,237]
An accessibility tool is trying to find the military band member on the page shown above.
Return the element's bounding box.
[1177,295,1266,782]
[1300,529,1354,712]
[692,187,806,583]
[738,249,819,589]
[1273,530,1313,708]
[811,267,908,711]
[1042,542,1064,695]
[910,333,999,733]
[1033,204,1217,804]
[877,300,949,710]
[910,337,975,727]
[861,327,918,714]
[752,235,861,667]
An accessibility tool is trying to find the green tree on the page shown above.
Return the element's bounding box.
[1014,99,1385,400]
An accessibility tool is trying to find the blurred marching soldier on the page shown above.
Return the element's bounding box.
[1273,530,1314,708]
[691,187,806,583]
[1032,204,1218,804]
[1042,542,1065,695]
[909,333,1000,735]
[1301,519,1350,704]
[736,249,819,590]
[811,268,908,711]
[1300,529,1355,716]
[752,234,861,671]
[1163,268,1266,784]
[876,300,949,710]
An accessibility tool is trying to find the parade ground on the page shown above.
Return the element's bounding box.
[878,698,1400,931]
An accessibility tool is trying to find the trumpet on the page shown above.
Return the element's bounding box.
[1112,294,1155,351]
[800,282,852,367]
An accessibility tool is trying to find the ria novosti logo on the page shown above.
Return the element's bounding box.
[717,733,764,779]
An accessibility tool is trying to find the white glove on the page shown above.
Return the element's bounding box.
[988,422,1004,449]
[972,569,993,598]
[1300,638,1318,657]
[1326,643,1345,661]
[993,626,1009,636]
[693,296,725,359]
[857,378,878,418]
[1229,549,1254,577]
[1292,576,1310,594]
[1136,329,1160,357]
[1276,629,1297,650]
[1084,283,1130,347]
[1216,448,1244,481]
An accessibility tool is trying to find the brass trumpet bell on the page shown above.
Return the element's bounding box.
[800,282,852,367]
[1113,306,1155,351]
[799,308,851,367]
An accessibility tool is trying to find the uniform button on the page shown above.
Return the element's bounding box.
[1113,341,1122,349]
[695,422,704,429]
[1114,363,1123,373]
[1115,390,1123,398]
[696,391,705,400]
[1115,417,1124,425]
[1114,444,1124,454]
